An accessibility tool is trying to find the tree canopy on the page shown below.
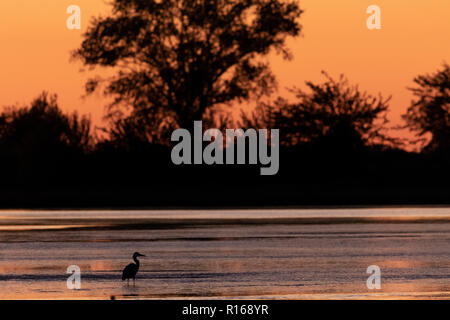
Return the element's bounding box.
[242,72,392,149]
[0,92,91,152]
[74,0,303,142]
[0,92,91,184]
[403,63,450,152]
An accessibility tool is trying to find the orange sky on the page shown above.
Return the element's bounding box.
[0,1,449,135]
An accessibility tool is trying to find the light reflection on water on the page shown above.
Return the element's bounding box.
[0,208,449,299]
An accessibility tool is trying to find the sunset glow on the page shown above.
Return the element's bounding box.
[0,1,448,131]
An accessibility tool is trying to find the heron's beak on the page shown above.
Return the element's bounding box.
[138,254,146,257]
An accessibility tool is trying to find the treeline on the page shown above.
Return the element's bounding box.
[0,65,448,207]
[0,0,447,207]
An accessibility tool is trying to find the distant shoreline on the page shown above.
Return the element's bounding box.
[0,186,448,210]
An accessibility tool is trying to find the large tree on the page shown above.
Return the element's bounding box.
[403,63,450,152]
[74,0,303,142]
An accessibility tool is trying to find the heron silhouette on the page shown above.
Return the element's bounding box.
[122,252,145,285]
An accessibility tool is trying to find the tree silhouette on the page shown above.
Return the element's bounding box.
[241,72,392,150]
[403,63,450,152]
[73,0,303,142]
[0,92,91,184]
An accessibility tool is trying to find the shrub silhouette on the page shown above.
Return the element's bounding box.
[0,92,91,185]
[403,63,450,153]
[241,72,392,151]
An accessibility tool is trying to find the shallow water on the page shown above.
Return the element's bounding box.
[0,208,449,299]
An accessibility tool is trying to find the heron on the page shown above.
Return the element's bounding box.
[122,252,146,285]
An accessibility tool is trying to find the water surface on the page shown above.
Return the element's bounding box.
[0,208,449,299]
